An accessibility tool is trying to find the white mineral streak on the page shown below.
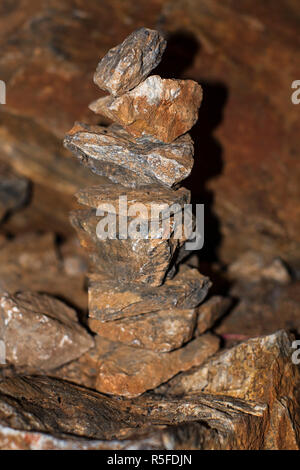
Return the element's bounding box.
[132,76,164,105]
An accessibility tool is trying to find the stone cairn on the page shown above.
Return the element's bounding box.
[64,28,228,398]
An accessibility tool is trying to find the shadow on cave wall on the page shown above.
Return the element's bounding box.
[154,31,229,294]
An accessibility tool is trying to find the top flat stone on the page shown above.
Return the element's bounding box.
[94,28,167,96]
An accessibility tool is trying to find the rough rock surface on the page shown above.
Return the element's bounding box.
[0,292,93,371]
[156,330,300,449]
[64,122,194,187]
[70,208,186,286]
[90,76,202,143]
[93,334,219,397]
[88,307,197,352]
[75,184,191,219]
[94,27,167,96]
[89,266,211,321]
[0,375,268,446]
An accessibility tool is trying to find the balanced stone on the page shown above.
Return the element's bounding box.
[64,122,194,187]
[88,307,197,352]
[70,208,187,286]
[89,75,202,143]
[94,27,167,96]
[89,265,211,322]
[93,334,219,397]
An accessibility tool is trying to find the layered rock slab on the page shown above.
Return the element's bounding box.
[89,266,212,321]
[93,334,219,397]
[156,330,300,449]
[94,27,167,96]
[90,76,202,143]
[64,122,194,187]
[0,292,93,371]
[75,183,191,219]
[89,307,197,352]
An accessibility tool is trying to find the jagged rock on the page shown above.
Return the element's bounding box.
[156,330,300,449]
[88,307,197,352]
[89,266,211,322]
[0,292,93,371]
[90,76,202,143]
[158,330,298,399]
[228,251,291,284]
[64,122,194,187]
[196,296,231,335]
[75,184,191,219]
[94,27,167,96]
[93,334,219,397]
[70,208,187,286]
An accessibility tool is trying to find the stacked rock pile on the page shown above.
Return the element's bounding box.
[64,28,229,398]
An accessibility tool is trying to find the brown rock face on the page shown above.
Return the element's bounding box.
[64,122,194,187]
[94,27,167,96]
[88,307,197,352]
[89,266,211,322]
[94,334,219,397]
[0,375,269,449]
[89,76,203,143]
[0,292,93,371]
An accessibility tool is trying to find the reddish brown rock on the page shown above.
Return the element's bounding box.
[158,330,298,401]
[89,265,211,322]
[196,296,231,335]
[94,27,166,96]
[70,208,187,286]
[94,333,219,397]
[89,76,203,143]
[89,307,197,352]
[0,292,93,371]
[64,122,194,187]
